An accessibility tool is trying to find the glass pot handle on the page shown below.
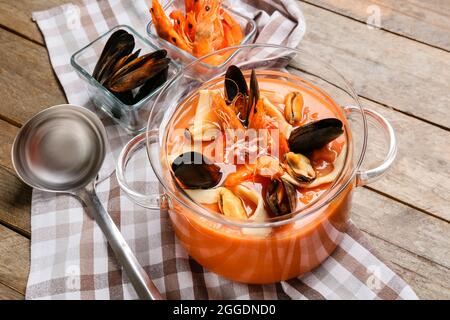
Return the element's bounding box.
[343,105,398,187]
[116,130,168,209]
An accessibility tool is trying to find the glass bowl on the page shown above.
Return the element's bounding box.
[116,44,397,284]
[71,25,180,134]
[146,0,256,67]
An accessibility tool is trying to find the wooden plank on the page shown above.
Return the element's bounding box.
[288,66,450,221]
[295,2,450,129]
[0,0,68,45]
[0,166,32,237]
[305,0,450,51]
[362,232,450,300]
[352,188,450,269]
[0,119,19,171]
[360,99,450,221]
[0,283,24,300]
[0,28,67,126]
[0,224,29,295]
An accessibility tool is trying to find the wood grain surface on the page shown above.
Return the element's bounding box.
[0,0,448,300]
[306,0,450,51]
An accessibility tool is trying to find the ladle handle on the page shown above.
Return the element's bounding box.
[77,185,163,300]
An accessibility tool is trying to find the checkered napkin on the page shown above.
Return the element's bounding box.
[28,0,417,299]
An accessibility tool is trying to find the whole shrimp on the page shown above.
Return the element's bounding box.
[150,0,192,53]
[192,0,220,58]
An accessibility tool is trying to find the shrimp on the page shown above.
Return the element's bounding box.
[193,0,205,16]
[170,9,193,47]
[221,9,243,45]
[192,0,220,57]
[184,11,197,42]
[212,92,245,131]
[150,0,192,53]
[224,156,284,187]
[185,0,195,13]
[248,99,290,158]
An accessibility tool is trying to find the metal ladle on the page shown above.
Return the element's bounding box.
[11,104,162,300]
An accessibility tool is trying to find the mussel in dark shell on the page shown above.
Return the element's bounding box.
[224,65,260,126]
[171,151,222,189]
[133,66,168,102]
[288,118,344,154]
[107,55,170,92]
[225,65,248,104]
[93,30,135,83]
[265,177,297,216]
[92,29,171,106]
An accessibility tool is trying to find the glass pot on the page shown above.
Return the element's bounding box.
[116,44,397,284]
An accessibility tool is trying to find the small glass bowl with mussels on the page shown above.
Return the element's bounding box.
[71,25,180,134]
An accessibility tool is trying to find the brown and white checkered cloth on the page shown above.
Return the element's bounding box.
[29,0,417,299]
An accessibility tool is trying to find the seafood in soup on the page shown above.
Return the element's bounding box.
[167,66,347,223]
[165,66,352,283]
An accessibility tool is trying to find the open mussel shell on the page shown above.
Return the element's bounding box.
[225,65,248,104]
[249,69,260,109]
[218,188,247,219]
[92,29,128,79]
[133,66,169,103]
[288,118,344,154]
[223,66,260,127]
[265,177,297,217]
[108,49,142,79]
[93,30,135,83]
[284,152,316,182]
[107,54,170,92]
[172,151,222,189]
[104,50,170,92]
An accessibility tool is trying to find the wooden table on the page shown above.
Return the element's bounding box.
[0,0,449,300]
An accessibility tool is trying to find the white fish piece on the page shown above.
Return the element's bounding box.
[235,184,271,237]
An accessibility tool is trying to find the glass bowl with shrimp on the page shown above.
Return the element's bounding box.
[116,44,397,284]
[146,0,256,67]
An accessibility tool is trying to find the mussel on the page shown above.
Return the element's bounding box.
[171,151,222,189]
[93,30,134,82]
[92,30,170,105]
[284,91,304,124]
[225,65,248,104]
[284,152,316,182]
[218,188,247,219]
[133,65,169,102]
[265,177,297,216]
[224,65,259,126]
[288,118,344,154]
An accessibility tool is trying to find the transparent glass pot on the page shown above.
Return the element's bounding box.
[116,44,397,284]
